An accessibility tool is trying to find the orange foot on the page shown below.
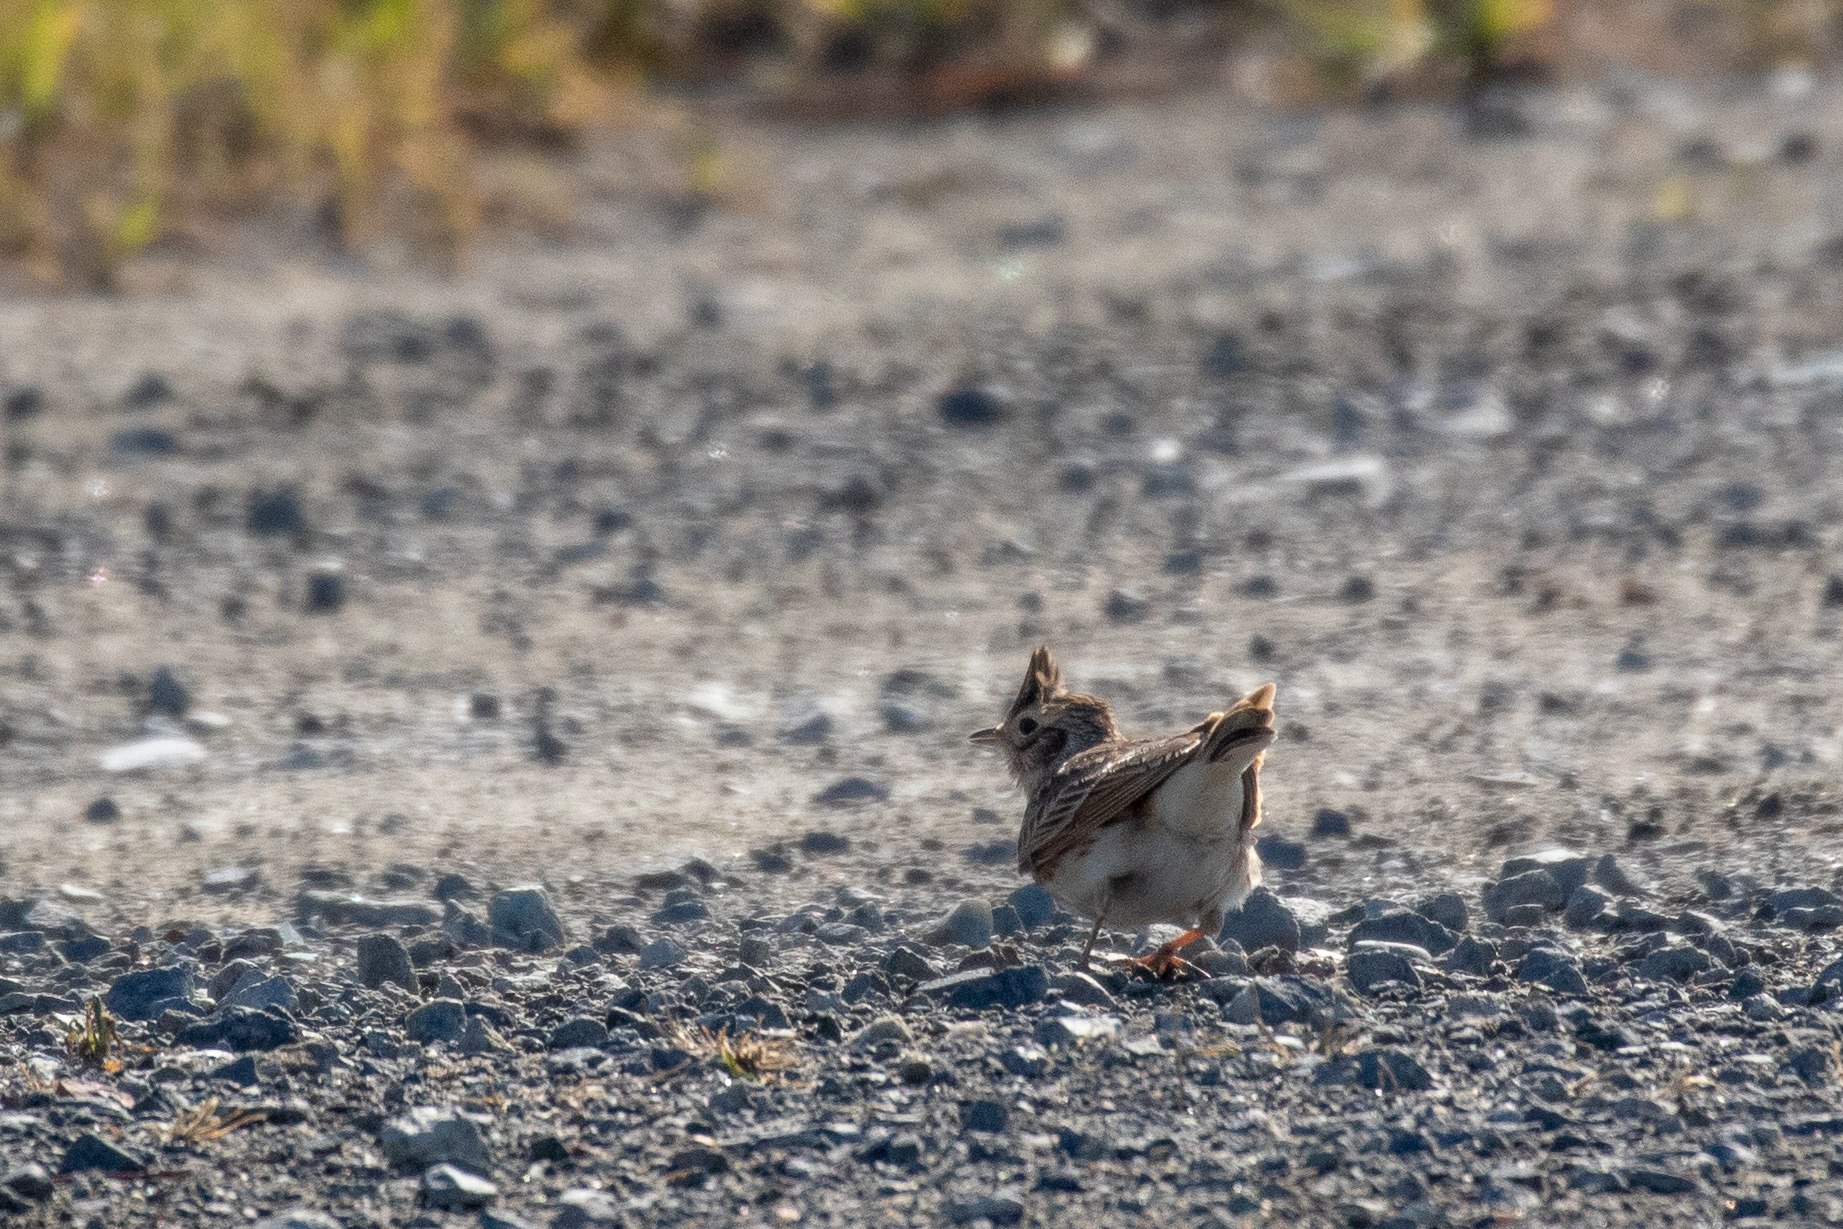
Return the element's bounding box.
[1126,928,1211,981]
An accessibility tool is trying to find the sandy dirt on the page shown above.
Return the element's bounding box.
[3,69,1843,923]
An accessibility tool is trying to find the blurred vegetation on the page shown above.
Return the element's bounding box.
[0,0,1834,286]
[0,0,623,286]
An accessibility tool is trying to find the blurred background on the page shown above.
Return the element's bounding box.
[0,0,1834,287]
[4,0,1843,907]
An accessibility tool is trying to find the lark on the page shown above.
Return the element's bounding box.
[970,647,1276,978]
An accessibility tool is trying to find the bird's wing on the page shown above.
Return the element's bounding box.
[1018,729,1209,877]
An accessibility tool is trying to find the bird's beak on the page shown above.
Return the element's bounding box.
[968,727,1003,746]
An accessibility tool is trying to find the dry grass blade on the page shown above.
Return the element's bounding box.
[168,1097,268,1144]
[671,1025,799,1082]
[64,996,117,1068]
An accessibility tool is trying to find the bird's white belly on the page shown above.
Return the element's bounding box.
[1046,762,1257,929]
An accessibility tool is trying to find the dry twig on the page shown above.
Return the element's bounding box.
[168,1098,267,1145]
[669,1025,799,1082]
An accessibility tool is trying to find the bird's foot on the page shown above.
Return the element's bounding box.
[1125,928,1212,981]
[1126,950,1207,981]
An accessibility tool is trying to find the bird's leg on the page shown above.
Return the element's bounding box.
[1127,927,1210,980]
[1077,916,1105,971]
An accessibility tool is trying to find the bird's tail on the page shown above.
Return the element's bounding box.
[1202,683,1276,833]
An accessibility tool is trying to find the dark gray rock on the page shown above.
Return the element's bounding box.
[148,666,190,717]
[1104,589,1151,623]
[814,777,889,806]
[380,1106,492,1174]
[1610,899,1671,932]
[1789,1042,1834,1084]
[210,1054,260,1086]
[593,923,644,955]
[1311,808,1351,837]
[991,903,1023,937]
[406,999,467,1043]
[1701,932,1738,968]
[490,886,566,952]
[20,899,87,939]
[1255,834,1306,870]
[1813,958,1843,992]
[917,966,1049,1011]
[780,711,832,745]
[1783,905,1843,932]
[443,902,494,948]
[1500,849,1590,897]
[59,936,109,966]
[107,965,193,1021]
[1222,976,1332,1026]
[1009,883,1055,929]
[938,386,1005,427]
[1349,910,1456,955]
[220,975,296,1013]
[1732,967,1768,1000]
[222,929,283,961]
[356,933,415,991]
[800,831,851,855]
[1049,972,1115,1007]
[1634,945,1711,982]
[1,1163,51,1201]
[1573,1014,1641,1051]
[1220,890,1299,953]
[731,995,790,1030]
[1482,870,1564,923]
[961,839,1017,867]
[651,900,710,925]
[1414,892,1468,934]
[297,891,441,928]
[1563,886,1610,929]
[174,1007,298,1051]
[1348,948,1421,994]
[639,937,686,969]
[1516,948,1588,996]
[1194,947,1249,976]
[884,947,938,982]
[1624,1168,1698,1195]
[1502,902,1546,926]
[61,1133,149,1173]
[880,699,932,733]
[961,1099,1009,1132]
[550,1017,609,1049]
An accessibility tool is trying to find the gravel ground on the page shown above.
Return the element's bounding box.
[7,66,1843,1227]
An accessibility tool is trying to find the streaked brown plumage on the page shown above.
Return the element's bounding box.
[971,647,1277,975]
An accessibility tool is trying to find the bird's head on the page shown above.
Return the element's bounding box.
[969,647,1117,783]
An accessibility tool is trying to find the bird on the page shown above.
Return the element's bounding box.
[969,647,1276,978]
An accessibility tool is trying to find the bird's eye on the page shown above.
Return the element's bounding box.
[1017,717,1038,736]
